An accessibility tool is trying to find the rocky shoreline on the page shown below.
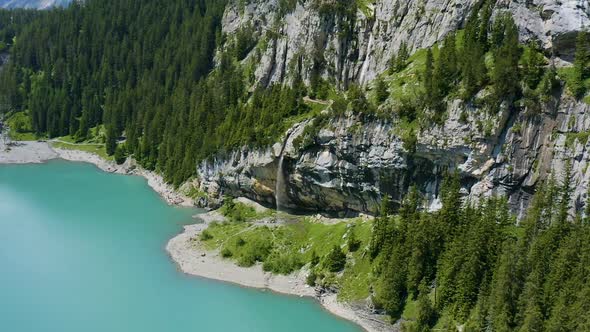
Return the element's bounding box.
[54,148,194,207]
[0,140,193,206]
[166,210,391,332]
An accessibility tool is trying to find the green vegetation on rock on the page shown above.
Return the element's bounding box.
[5,111,36,140]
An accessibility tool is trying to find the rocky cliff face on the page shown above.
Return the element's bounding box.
[223,0,589,88]
[198,87,590,218]
[197,0,590,217]
[0,0,70,9]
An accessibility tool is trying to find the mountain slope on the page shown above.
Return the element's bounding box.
[2,1,590,330]
[224,0,587,89]
[0,0,589,217]
[197,0,590,217]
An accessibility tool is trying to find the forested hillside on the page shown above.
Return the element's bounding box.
[0,9,38,52]
[0,0,315,185]
[2,0,590,215]
[1,0,590,330]
[2,0,583,193]
[367,171,590,331]
[206,171,590,331]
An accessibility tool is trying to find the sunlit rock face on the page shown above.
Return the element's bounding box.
[222,0,589,89]
[0,0,70,9]
[192,1,590,217]
[197,91,590,218]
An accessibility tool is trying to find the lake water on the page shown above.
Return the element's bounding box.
[0,160,360,332]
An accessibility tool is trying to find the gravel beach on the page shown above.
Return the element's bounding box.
[166,211,390,332]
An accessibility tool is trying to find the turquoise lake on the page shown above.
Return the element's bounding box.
[0,160,360,332]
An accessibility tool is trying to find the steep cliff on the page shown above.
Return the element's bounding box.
[196,0,590,217]
[222,0,588,88]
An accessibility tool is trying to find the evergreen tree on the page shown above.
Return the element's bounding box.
[460,0,491,100]
[114,144,127,164]
[537,66,558,103]
[518,303,544,332]
[324,245,346,272]
[310,250,319,266]
[347,227,361,252]
[571,31,590,98]
[488,240,519,331]
[434,33,459,96]
[521,41,545,90]
[557,161,573,224]
[416,280,436,329]
[105,124,117,156]
[375,77,389,105]
[389,42,409,74]
[584,186,590,225]
[438,172,463,237]
[370,195,393,259]
[491,14,521,100]
[374,240,408,318]
[396,42,409,72]
[423,48,434,106]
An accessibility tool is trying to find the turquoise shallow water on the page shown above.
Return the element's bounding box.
[0,160,360,332]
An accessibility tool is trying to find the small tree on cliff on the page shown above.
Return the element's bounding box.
[324,245,346,272]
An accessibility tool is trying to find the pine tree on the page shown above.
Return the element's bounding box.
[438,172,463,237]
[518,303,544,332]
[416,280,436,329]
[488,240,519,331]
[324,245,346,272]
[396,42,409,71]
[491,14,521,100]
[557,160,572,224]
[347,227,361,252]
[433,34,458,104]
[584,185,590,225]
[388,53,398,75]
[424,48,434,107]
[375,77,389,104]
[460,0,490,100]
[370,195,393,259]
[537,66,557,103]
[571,31,590,98]
[105,124,117,156]
[310,250,319,266]
[522,41,545,90]
[114,144,127,164]
[477,0,494,50]
[374,242,408,318]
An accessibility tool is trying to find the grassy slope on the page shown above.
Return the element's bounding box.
[49,125,113,160]
[3,111,112,160]
[50,140,112,161]
[200,203,374,302]
[4,111,37,140]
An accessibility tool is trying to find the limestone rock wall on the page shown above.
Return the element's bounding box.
[222,0,589,88]
[197,86,590,218]
[196,0,590,217]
